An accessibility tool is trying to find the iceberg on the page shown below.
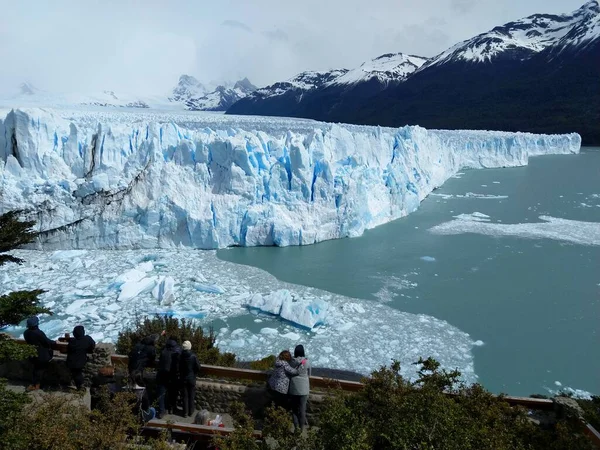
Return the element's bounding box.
[247,289,329,329]
[0,108,580,249]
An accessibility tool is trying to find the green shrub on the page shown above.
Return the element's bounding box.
[115,314,235,366]
[578,396,600,431]
[249,354,276,371]
[213,402,318,450]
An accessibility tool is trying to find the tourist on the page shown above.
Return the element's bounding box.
[156,336,180,418]
[179,340,201,418]
[23,316,55,391]
[166,336,182,414]
[130,371,156,423]
[267,350,301,410]
[66,325,96,390]
[289,344,311,429]
[127,334,159,382]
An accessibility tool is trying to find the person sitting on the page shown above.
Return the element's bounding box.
[127,334,158,382]
[267,350,301,410]
[289,344,311,430]
[179,340,201,418]
[23,316,55,391]
[66,325,96,390]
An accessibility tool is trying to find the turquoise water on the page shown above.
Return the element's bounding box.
[218,148,600,397]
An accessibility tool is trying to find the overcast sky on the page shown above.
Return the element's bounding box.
[0,0,587,95]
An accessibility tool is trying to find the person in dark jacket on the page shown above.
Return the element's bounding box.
[179,340,201,418]
[129,371,156,423]
[66,325,96,390]
[128,334,158,382]
[23,316,55,391]
[156,337,180,418]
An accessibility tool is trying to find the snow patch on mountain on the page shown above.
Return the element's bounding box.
[423,0,599,67]
[0,108,581,250]
[331,53,428,86]
[185,78,257,111]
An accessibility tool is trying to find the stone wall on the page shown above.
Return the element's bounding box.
[195,378,325,425]
[0,344,114,388]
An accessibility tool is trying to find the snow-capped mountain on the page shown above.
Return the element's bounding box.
[228,1,600,145]
[185,78,257,111]
[227,53,426,116]
[423,0,599,68]
[169,75,207,103]
[332,53,428,86]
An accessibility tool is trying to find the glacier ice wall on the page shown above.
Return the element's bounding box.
[0,108,581,249]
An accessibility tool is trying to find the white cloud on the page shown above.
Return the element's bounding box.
[0,0,587,95]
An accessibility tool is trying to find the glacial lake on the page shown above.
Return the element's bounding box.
[218,147,600,397]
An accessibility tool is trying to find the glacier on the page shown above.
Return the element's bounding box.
[0,108,580,250]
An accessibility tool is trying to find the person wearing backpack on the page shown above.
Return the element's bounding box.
[66,325,96,390]
[179,340,201,418]
[23,316,55,391]
[128,334,158,382]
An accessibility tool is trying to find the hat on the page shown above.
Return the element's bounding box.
[182,340,192,351]
[26,316,39,328]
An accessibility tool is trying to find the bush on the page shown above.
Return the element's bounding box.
[213,402,318,450]
[0,383,173,449]
[116,315,235,366]
[578,396,600,431]
[249,354,276,371]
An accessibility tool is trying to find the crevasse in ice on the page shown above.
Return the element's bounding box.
[0,108,581,249]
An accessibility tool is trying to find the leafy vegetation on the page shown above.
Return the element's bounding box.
[578,396,600,432]
[116,314,236,366]
[213,402,318,450]
[0,211,51,363]
[216,358,595,450]
[0,383,175,449]
[249,354,276,371]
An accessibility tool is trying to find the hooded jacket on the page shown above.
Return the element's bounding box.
[128,335,157,373]
[179,349,201,383]
[268,359,299,395]
[289,356,311,396]
[23,320,55,363]
[66,326,96,370]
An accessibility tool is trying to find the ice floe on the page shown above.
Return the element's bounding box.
[430,213,600,246]
[1,249,481,382]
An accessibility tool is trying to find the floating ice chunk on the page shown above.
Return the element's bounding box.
[66,299,88,315]
[247,290,290,315]
[136,261,154,272]
[118,277,157,301]
[104,303,121,312]
[280,332,301,341]
[260,327,279,335]
[431,214,600,246]
[555,381,562,386]
[114,268,146,285]
[152,276,176,305]
[473,340,484,346]
[420,256,436,262]
[280,298,329,329]
[50,250,88,261]
[342,303,366,314]
[67,258,84,272]
[193,283,225,294]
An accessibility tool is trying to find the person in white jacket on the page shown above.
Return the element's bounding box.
[288,345,311,429]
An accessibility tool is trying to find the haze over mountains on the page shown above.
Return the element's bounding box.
[228,1,600,144]
[1,75,257,112]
